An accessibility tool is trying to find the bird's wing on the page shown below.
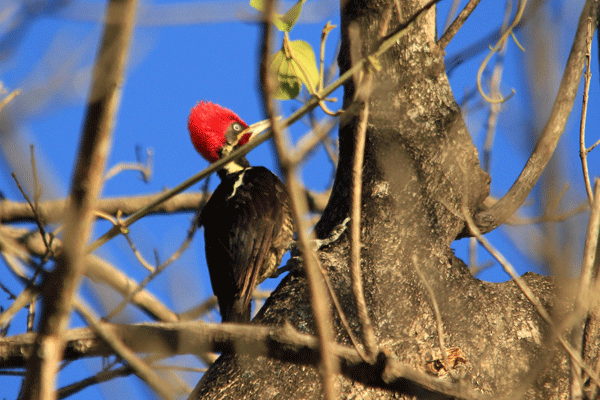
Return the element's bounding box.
[228,168,287,311]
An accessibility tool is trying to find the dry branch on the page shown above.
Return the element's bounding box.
[21,0,137,396]
[0,190,329,224]
[0,320,489,400]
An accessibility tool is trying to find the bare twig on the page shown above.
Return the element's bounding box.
[348,62,377,362]
[476,0,525,104]
[179,291,272,322]
[74,299,178,400]
[12,228,179,323]
[441,0,463,33]
[446,0,547,74]
[30,145,42,209]
[179,297,218,321]
[153,364,206,373]
[0,284,40,329]
[291,118,339,164]
[573,179,600,397]
[0,188,329,225]
[319,21,338,94]
[21,1,138,396]
[438,0,483,50]
[313,257,372,361]
[411,256,450,373]
[104,147,154,182]
[259,1,337,398]
[57,365,132,399]
[27,298,35,333]
[483,0,512,173]
[469,237,478,272]
[504,199,589,225]
[587,137,600,153]
[579,17,595,205]
[11,172,51,256]
[0,280,16,299]
[104,212,198,321]
[0,88,20,113]
[319,22,336,92]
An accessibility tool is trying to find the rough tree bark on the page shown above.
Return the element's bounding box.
[190,0,598,399]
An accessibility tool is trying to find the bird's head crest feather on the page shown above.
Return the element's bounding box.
[188,101,250,162]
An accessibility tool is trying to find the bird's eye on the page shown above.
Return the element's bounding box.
[233,123,242,131]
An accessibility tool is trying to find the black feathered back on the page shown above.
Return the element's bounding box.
[200,166,291,322]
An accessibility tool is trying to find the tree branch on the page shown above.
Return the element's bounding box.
[0,189,330,224]
[467,0,600,236]
[1,320,490,400]
[21,0,137,396]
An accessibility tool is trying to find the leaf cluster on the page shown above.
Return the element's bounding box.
[251,0,319,100]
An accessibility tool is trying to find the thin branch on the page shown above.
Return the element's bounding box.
[587,137,600,153]
[0,88,20,113]
[475,0,525,104]
[30,145,42,211]
[319,21,337,92]
[0,279,39,330]
[469,237,478,272]
[0,279,16,299]
[573,179,600,397]
[0,189,329,225]
[446,0,547,74]
[15,229,179,323]
[11,172,51,255]
[179,296,218,321]
[314,256,372,362]
[411,256,450,373]
[21,0,138,395]
[26,296,35,332]
[579,17,595,205]
[259,0,336,398]
[57,365,132,399]
[483,0,512,173]
[441,0,463,34]
[503,203,589,225]
[104,147,154,182]
[152,364,206,373]
[349,67,377,362]
[104,211,198,321]
[291,118,338,164]
[73,299,178,400]
[438,0,483,50]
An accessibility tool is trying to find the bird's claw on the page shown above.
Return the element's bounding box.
[312,217,350,250]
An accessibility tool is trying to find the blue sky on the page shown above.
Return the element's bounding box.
[0,0,597,398]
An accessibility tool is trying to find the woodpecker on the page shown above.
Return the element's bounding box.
[188,101,293,322]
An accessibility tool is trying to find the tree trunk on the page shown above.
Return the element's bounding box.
[190,0,587,398]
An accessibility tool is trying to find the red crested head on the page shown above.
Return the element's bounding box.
[188,101,250,163]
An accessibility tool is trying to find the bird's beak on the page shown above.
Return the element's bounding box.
[222,118,277,159]
[244,118,274,141]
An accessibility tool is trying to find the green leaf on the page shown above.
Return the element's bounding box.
[249,0,265,12]
[270,48,301,99]
[287,40,318,92]
[269,40,319,100]
[250,0,306,32]
[275,0,306,32]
